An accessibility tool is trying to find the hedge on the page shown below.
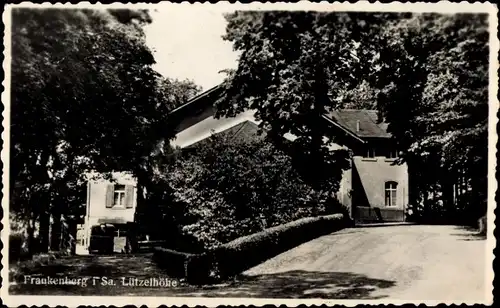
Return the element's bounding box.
[152,247,211,284]
[153,213,345,284]
[209,213,345,279]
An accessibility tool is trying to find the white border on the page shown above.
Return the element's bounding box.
[2,2,498,307]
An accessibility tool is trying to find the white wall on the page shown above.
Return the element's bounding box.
[87,172,137,225]
[78,172,138,254]
[327,142,409,214]
[353,156,409,209]
[170,109,409,216]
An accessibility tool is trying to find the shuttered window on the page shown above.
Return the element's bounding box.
[105,184,114,208]
[114,184,126,207]
[106,184,134,209]
[386,149,398,159]
[125,185,134,208]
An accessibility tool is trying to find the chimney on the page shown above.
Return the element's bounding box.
[356,120,360,132]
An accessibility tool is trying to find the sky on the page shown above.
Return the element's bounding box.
[144,8,239,91]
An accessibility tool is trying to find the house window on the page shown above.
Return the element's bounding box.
[386,149,398,159]
[365,148,376,158]
[385,181,398,207]
[106,183,134,209]
[113,184,126,207]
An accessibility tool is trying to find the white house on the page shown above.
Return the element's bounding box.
[169,85,409,223]
[77,85,410,255]
[76,172,138,255]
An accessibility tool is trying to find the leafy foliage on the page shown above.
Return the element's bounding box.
[164,78,203,108]
[162,134,346,250]
[219,11,489,224]
[10,8,195,252]
[216,12,387,191]
[363,13,489,222]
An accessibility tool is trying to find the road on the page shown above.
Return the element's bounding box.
[176,225,487,301]
[9,225,488,301]
[237,225,488,301]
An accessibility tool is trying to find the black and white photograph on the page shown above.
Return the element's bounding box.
[1,2,497,306]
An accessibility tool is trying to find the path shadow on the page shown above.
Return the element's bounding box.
[176,270,395,299]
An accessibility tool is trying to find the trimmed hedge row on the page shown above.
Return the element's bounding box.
[152,247,211,283]
[153,213,345,284]
[210,213,345,279]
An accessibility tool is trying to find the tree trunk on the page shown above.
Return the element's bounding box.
[50,211,62,251]
[27,215,36,257]
[408,161,425,212]
[39,210,50,253]
[441,175,455,223]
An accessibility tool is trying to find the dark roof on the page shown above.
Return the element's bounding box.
[221,120,262,141]
[170,84,223,114]
[326,109,391,138]
[185,120,262,149]
[172,84,390,140]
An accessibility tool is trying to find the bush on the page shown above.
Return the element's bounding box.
[163,133,346,250]
[210,213,345,279]
[152,247,211,284]
[153,214,345,284]
[405,196,487,226]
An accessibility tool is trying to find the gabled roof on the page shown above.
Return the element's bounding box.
[214,120,261,142]
[170,84,223,114]
[171,85,391,141]
[185,120,262,149]
[326,109,391,139]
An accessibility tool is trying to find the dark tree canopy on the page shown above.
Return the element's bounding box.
[10,8,200,252]
[164,78,203,108]
[217,12,381,190]
[365,13,489,219]
[217,11,489,221]
[163,133,345,250]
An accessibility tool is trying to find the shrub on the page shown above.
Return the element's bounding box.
[405,195,487,226]
[152,247,196,277]
[209,213,345,279]
[152,214,345,284]
[152,247,211,284]
[163,133,346,250]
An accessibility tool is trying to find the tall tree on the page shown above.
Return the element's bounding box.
[10,8,188,252]
[164,78,203,108]
[366,13,489,221]
[218,11,488,223]
[216,12,388,191]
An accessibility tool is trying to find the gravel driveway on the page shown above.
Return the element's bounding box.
[235,225,488,301]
